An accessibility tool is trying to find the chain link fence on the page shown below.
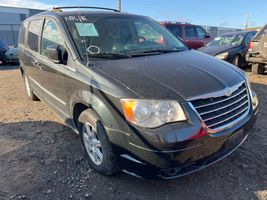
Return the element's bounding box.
[202,25,242,37]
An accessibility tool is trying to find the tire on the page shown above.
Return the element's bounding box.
[78,109,119,175]
[232,55,242,67]
[252,64,265,75]
[0,59,6,65]
[23,74,39,101]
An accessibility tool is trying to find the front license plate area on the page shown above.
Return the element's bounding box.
[225,129,245,149]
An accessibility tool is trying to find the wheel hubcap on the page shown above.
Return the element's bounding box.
[82,123,103,165]
[24,76,31,97]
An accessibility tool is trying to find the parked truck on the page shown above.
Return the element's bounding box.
[246,24,267,74]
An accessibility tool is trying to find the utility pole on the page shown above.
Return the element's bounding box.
[244,13,250,30]
[117,0,121,12]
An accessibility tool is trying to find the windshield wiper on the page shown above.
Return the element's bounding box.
[86,52,131,59]
[130,47,186,57]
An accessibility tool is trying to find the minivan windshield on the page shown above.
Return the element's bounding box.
[63,14,187,60]
[207,34,244,47]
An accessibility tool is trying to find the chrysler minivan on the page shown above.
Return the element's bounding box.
[18,7,259,179]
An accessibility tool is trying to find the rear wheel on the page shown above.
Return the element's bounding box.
[252,63,265,75]
[232,55,242,67]
[78,109,119,175]
[0,59,6,65]
[23,75,39,101]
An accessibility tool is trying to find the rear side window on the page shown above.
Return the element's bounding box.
[165,25,182,38]
[185,26,197,38]
[27,19,43,52]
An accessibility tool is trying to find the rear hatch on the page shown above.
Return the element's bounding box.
[249,25,267,58]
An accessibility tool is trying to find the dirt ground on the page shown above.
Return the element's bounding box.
[0,66,266,200]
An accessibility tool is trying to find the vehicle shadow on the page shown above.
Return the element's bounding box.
[0,82,266,200]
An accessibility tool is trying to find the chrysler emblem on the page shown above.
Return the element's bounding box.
[225,88,233,97]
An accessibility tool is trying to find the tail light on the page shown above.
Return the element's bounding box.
[248,41,253,51]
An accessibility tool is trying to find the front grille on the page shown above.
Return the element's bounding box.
[190,82,250,130]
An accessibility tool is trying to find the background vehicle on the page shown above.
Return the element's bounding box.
[199,31,256,68]
[0,40,8,64]
[19,7,258,179]
[4,46,19,64]
[161,22,212,49]
[246,24,267,74]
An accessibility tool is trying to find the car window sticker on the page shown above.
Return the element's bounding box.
[87,45,100,54]
[75,23,99,37]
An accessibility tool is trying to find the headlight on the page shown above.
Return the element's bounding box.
[245,74,259,110]
[251,91,259,110]
[245,74,253,98]
[120,99,187,128]
[215,52,229,59]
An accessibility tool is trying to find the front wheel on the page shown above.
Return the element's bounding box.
[78,109,119,175]
[0,59,6,65]
[23,75,39,101]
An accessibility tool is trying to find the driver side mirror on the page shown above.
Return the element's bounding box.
[46,44,63,64]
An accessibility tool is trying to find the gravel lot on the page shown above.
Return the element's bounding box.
[0,66,266,200]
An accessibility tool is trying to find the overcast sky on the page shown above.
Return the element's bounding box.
[0,0,266,29]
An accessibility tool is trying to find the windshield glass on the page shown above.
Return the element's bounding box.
[63,14,187,59]
[208,34,244,46]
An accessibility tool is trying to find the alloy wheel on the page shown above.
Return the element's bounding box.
[82,123,103,165]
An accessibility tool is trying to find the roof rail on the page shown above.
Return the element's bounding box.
[52,6,120,12]
[161,21,191,25]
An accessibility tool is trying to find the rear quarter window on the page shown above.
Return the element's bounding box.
[18,21,28,45]
[26,19,43,52]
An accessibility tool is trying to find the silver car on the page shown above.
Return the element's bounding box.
[4,47,19,64]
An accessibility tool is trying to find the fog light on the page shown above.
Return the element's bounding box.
[190,129,208,140]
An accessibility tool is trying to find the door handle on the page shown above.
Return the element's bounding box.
[36,64,44,70]
[31,60,38,66]
[32,60,44,70]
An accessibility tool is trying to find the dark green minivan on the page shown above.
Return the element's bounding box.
[18,7,259,179]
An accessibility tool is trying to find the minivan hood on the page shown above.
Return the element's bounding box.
[198,45,238,56]
[94,50,245,101]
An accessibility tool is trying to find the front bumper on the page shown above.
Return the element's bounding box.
[114,103,258,179]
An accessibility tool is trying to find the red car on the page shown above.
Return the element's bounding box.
[161,22,212,49]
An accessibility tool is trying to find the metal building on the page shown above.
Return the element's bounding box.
[201,25,242,37]
[0,6,45,46]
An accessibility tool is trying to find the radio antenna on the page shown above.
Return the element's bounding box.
[75,0,90,65]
